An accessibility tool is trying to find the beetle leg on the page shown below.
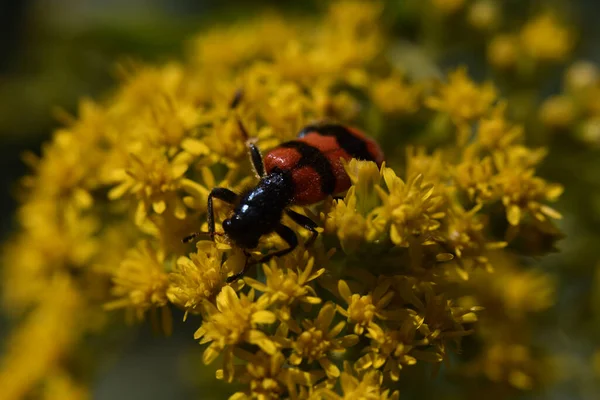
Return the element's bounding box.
[226,224,298,282]
[183,187,238,243]
[285,209,319,247]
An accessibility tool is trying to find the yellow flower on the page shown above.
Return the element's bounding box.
[564,60,599,94]
[317,361,399,400]
[493,150,563,226]
[244,254,324,321]
[167,241,244,318]
[426,67,497,124]
[477,102,524,150]
[405,147,447,187]
[288,303,359,378]
[467,1,500,31]
[323,160,385,250]
[376,169,446,247]
[441,203,507,273]
[337,280,394,335]
[453,148,496,203]
[195,286,277,375]
[104,241,169,322]
[475,343,538,389]
[520,14,573,62]
[0,277,82,400]
[356,321,418,381]
[431,0,465,15]
[467,258,556,320]
[107,147,192,225]
[538,95,577,129]
[371,73,422,114]
[224,350,322,400]
[487,34,519,69]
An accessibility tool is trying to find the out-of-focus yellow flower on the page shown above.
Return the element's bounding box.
[564,60,599,94]
[426,68,497,124]
[104,241,170,323]
[477,343,537,389]
[478,102,524,150]
[431,0,465,15]
[487,34,519,69]
[539,95,577,129]
[371,73,422,114]
[0,277,83,400]
[579,117,600,146]
[520,14,573,62]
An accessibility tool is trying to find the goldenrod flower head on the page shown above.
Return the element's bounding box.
[454,149,496,203]
[195,286,277,370]
[377,169,446,247]
[337,280,394,335]
[104,241,169,319]
[224,350,321,400]
[167,241,241,317]
[426,68,497,123]
[494,151,563,226]
[107,147,191,225]
[288,303,359,378]
[371,73,422,114]
[520,14,573,62]
[245,255,324,321]
[477,102,524,150]
[357,322,418,381]
[317,361,399,400]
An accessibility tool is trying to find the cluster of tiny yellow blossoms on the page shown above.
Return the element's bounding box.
[487,13,573,71]
[0,1,564,398]
[539,60,600,145]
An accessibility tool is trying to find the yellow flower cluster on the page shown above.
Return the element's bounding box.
[0,1,564,398]
[488,13,574,71]
[539,60,600,146]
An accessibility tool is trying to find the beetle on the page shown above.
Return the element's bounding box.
[184,101,384,283]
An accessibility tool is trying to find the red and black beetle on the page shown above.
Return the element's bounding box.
[185,95,384,282]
